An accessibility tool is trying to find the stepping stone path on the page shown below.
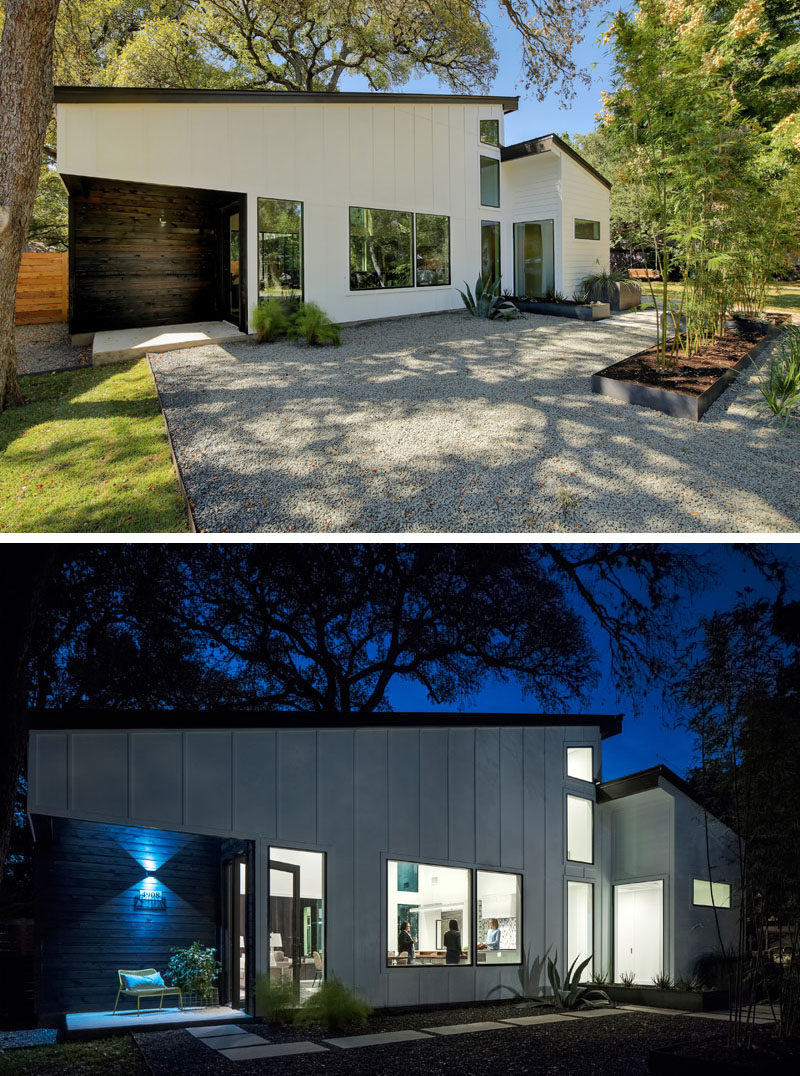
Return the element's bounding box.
[424,1020,514,1036]
[324,1030,431,1049]
[189,1023,327,1061]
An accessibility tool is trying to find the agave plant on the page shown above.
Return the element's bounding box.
[458,276,523,320]
[486,945,553,1002]
[547,954,614,1010]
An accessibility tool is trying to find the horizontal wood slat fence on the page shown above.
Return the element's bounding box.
[15,252,69,325]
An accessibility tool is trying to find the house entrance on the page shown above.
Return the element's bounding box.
[268,848,325,1000]
[614,880,664,984]
[222,853,248,1009]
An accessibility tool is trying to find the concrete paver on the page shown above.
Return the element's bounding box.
[424,1020,515,1036]
[218,1041,329,1060]
[324,1029,432,1048]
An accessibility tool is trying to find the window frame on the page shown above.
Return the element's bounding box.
[414,212,451,288]
[566,793,594,865]
[480,119,500,147]
[256,196,304,302]
[266,844,327,990]
[573,217,601,241]
[512,218,555,298]
[476,868,523,967]
[480,219,501,284]
[692,879,732,909]
[479,155,501,208]
[386,858,473,968]
[348,206,453,294]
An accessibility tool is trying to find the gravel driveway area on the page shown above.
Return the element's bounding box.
[15,323,91,375]
[149,310,799,533]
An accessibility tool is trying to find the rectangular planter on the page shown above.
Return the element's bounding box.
[591,322,785,421]
[511,299,611,321]
[604,985,728,1011]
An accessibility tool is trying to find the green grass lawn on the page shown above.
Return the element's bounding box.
[640,279,800,313]
[0,359,190,533]
[0,1036,148,1076]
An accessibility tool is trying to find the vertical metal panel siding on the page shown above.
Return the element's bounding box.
[32,733,68,812]
[418,729,448,862]
[447,728,476,863]
[316,731,355,987]
[522,728,548,978]
[184,731,232,832]
[130,732,182,827]
[276,730,317,844]
[475,728,501,865]
[387,728,420,860]
[70,733,128,819]
[499,727,524,869]
[353,731,389,1005]
[233,731,276,836]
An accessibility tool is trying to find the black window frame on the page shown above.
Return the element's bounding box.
[692,879,732,909]
[479,155,500,208]
[348,206,452,293]
[574,218,601,241]
[566,793,594,865]
[386,858,473,968]
[256,195,305,302]
[415,212,451,288]
[475,868,523,967]
[480,119,500,147]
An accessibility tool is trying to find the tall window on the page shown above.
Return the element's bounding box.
[257,198,303,300]
[574,218,601,240]
[415,213,450,286]
[481,221,501,283]
[566,795,593,863]
[268,848,325,995]
[480,156,500,207]
[513,219,554,298]
[567,747,593,782]
[480,119,500,147]
[693,880,731,908]
[567,881,593,976]
[477,871,521,964]
[349,207,413,290]
[387,861,470,967]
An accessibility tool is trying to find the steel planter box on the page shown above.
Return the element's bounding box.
[511,299,611,321]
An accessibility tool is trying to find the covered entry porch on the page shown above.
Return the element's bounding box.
[62,175,247,337]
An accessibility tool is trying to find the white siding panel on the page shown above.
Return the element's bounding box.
[372,108,396,207]
[189,106,230,191]
[323,105,350,206]
[394,107,415,209]
[316,731,355,985]
[560,153,610,295]
[353,731,388,1006]
[184,731,231,832]
[233,731,276,836]
[413,108,434,210]
[71,732,128,819]
[130,732,182,827]
[432,120,451,214]
[348,107,374,207]
[611,789,672,880]
[144,106,190,185]
[95,106,144,183]
[263,106,297,196]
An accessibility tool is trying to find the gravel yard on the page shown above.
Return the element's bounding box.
[132,1004,739,1075]
[148,310,800,533]
[15,323,91,376]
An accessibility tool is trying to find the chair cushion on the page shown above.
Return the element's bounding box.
[121,972,165,990]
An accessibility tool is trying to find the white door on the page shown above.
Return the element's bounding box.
[614,880,663,984]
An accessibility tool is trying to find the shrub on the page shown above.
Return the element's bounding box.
[165,942,220,1001]
[576,268,630,305]
[458,276,523,319]
[751,326,800,429]
[295,976,372,1031]
[288,302,341,346]
[547,955,614,1010]
[540,287,570,305]
[674,975,704,992]
[255,974,299,1024]
[652,972,674,990]
[252,299,291,342]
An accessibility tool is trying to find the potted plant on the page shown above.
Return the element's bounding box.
[166,941,221,1007]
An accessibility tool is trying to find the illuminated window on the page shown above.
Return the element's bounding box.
[567,880,593,976]
[567,747,593,782]
[567,795,593,863]
[387,861,470,967]
[477,871,521,964]
[693,880,731,908]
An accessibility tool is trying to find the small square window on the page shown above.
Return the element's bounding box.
[567,747,593,782]
[480,119,500,147]
[574,218,601,240]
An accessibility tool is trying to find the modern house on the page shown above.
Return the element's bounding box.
[26,711,739,1024]
[54,87,611,339]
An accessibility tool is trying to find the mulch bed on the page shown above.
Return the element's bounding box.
[132,1001,747,1076]
[596,314,790,396]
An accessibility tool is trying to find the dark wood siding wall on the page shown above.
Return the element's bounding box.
[35,818,223,1016]
[67,177,241,334]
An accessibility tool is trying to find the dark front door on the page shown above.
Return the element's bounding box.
[269,859,303,984]
[223,855,248,1009]
[222,204,241,324]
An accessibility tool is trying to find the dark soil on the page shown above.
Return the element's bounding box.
[595,315,789,397]
[650,1026,799,1072]
[131,1002,750,1076]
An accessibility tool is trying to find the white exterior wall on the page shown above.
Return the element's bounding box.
[559,152,611,297]
[501,154,563,293]
[57,100,510,325]
[28,723,603,1009]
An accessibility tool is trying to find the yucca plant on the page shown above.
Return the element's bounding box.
[458,276,523,320]
[547,954,614,1010]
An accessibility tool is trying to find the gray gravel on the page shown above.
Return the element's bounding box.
[15,323,91,376]
[148,310,800,533]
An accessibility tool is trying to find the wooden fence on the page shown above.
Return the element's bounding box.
[15,252,69,325]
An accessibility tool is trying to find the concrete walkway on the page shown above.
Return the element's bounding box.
[92,320,247,365]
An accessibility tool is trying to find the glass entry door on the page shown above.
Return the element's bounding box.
[268,848,325,999]
[614,880,663,984]
[223,206,241,321]
[223,854,248,1009]
[513,219,555,298]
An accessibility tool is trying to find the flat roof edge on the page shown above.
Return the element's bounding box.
[28,710,623,737]
[53,86,519,112]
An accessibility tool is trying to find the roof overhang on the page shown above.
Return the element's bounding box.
[28,709,623,737]
[501,133,612,190]
[598,764,705,806]
[53,86,519,113]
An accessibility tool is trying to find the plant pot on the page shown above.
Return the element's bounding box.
[510,299,611,320]
[181,987,219,1009]
[604,985,728,1011]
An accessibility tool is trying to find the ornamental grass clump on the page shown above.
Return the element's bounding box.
[254,974,298,1024]
[288,302,341,346]
[751,327,800,430]
[295,977,372,1031]
[252,299,291,342]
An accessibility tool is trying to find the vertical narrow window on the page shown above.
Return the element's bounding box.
[480,220,501,284]
[566,795,593,863]
[477,871,522,964]
[480,119,500,147]
[268,848,325,998]
[513,219,555,298]
[349,207,413,290]
[415,213,450,286]
[567,747,594,782]
[257,198,303,301]
[387,861,471,967]
[480,156,500,207]
[567,880,593,976]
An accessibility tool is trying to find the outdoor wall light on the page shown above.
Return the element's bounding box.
[133,875,167,911]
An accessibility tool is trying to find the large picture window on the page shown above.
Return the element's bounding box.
[567,880,593,976]
[567,795,593,863]
[349,207,413,290]
[257,198,303,300]
[415,213,450,286]
[387,861,470,966]
[477,871,521,964]
[480,155,500,207]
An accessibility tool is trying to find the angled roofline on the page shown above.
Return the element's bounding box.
[501,133,612,190]
[598,764,714,812]
[53,85,520,113]
[28,709,623,738]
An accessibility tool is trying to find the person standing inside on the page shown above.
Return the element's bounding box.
[486,918,501,950]
[398,921,416,964]
[443,919,462,965]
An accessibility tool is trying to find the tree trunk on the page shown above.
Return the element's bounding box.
[0,0,62,412]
